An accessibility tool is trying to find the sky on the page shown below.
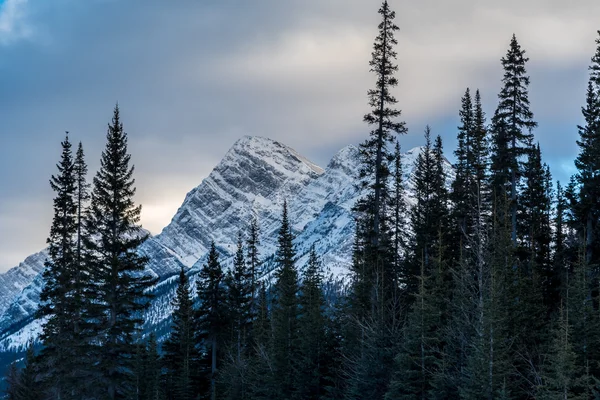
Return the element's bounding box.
[0,0,599,272]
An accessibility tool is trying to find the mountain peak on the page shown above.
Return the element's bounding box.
[228,136,324,176]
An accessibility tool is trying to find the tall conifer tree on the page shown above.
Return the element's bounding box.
[296,247,327,400]
[196,242,228,400]
[490,34,537,246]
[38,133,83,398]
[271,200,300,399]
[84,105,156,399]
[163,267,196,400]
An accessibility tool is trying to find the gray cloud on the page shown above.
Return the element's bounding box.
[0,0,598,271]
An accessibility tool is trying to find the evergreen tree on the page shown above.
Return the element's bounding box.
[196,242,228,400]
[246,283,276,400]
[538,302,582,400]
[16,344,42,400]
[572,79,600,266]
[271,200,300,399]
[407,128,450,294]
[295,246,327,400]
[226,232,253,357]
[84,105,156,399]
[461,202,513,400]
[386,254,444,400]
[390,140,407,289]
[163,267,196,400]
[552,181,568,305]
[134,340,149,400]
[452,88,476,242]
[4,362,19,400]
[247,217,261,306]
[145,334,162,400]
[222,233,254,400]
[471,90,490,209]
[489,34,537,247]
[37,132,85,398]
[591,31,600,86]
[359,0,407,251]
[519,144,553,300]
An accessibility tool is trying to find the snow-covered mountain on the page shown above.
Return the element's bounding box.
[0,135,453,351]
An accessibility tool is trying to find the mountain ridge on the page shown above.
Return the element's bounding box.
[0,135,451,351]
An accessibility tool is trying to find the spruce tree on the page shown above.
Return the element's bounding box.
[163,267,196,400]
[4,362,19,400]
[16,344,42,400]
[591,31,600,86]
[222,233,254,400]
[247,283,276,400]
[226,232,253,357]
[37,132,84,398]
[390,140,407,289]
[461,201,513,400]
[538,303,581,400]
[359,0,407,250]
[196,242,228,400]
[144,333,162,400]
[84,104,156,399]
[407,128,450,294]
[247,217,261,305]
[572,79,600,266]
[352,0,406,323]
[295,246,327,400]
[452,88,475,241]
[271,200,300,399]
[386,254,444,400]
[490,34,537,247]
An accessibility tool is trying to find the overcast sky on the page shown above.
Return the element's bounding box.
[0,0,598,272]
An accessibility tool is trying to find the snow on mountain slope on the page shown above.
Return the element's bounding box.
[0,251,47,317]
[0,135,453,351]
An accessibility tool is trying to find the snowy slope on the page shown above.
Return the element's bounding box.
[0,136,453,351]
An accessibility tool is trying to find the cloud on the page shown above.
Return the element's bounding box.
[0,0,31,44]
[1,0,599,271]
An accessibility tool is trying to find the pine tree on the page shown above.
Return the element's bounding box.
[246,283,276,400]
[572,80,600,266]
[84,105,156,399]
[16,344,42,400]
[407,128,450,294]
[552,182,568,304]
[4,362,19,400]
[538,302,581,400]
[247,217,261,306]
[226,232,253,356]
[461,201,513,400]
[163,267,196,400]
[471,90,490,209]
[134,340,149,400]
[386,254,444,400]
[518,144,553,296]
[390,140,407,290]
[144,333,162,400]
[271,201,300,399]
[196,242,228,400]
[295,246,327,400]
[359,0,407,251]
[37,132,84,398]
[490,34,537,247]
[452,88,475,241]
[222,233,254,400]
[73,142,90,338]
[591,31,600,86]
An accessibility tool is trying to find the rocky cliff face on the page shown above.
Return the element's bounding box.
[0,135,453,351]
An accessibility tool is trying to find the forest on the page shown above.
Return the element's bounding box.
[4,1,600,399]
